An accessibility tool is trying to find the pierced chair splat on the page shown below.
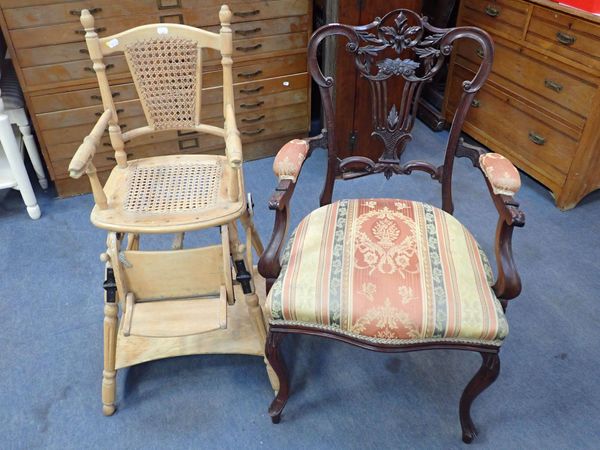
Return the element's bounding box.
[69,6,276,417]
[258,9,525,443]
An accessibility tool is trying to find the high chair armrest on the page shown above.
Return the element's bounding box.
[68,109,112,178]
[224,105,242,168]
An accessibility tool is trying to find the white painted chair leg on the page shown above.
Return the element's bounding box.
[0,114,41,219]
[18,123,47,189]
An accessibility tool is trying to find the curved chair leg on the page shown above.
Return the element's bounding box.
[265,331,289,423]
[459,352,500,443]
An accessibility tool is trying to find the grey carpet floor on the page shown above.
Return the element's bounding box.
[1,120,599,449]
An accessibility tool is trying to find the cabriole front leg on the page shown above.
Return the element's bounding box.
[265,331,289,423]
[459,351,500,443]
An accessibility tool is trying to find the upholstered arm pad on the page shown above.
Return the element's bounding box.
[273,139,310,182]
[479,153,521,196]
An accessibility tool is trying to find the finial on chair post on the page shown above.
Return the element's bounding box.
[80,9,95,31]
[219,5,232,27]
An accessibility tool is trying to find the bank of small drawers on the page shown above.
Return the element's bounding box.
[445,0,600,209]
[0,0,311,196]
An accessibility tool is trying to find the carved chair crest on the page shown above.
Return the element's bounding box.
[308,9,493,184]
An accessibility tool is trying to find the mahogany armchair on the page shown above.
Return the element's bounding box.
[258,9,525,443]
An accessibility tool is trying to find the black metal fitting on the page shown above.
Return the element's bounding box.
[234,260,252,294]
[103,267,117,303]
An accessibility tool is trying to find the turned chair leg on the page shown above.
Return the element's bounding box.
[265,331,289,423]
[459,352,500,443]
[102,301,119,416]
[18,122,48,189]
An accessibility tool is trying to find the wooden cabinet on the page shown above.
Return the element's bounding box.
[444,0,600,210]
[0,0,312,197]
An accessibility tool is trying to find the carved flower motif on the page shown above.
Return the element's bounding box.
[377,58,420,77]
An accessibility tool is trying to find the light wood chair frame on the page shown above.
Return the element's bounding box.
[68,6,277,416]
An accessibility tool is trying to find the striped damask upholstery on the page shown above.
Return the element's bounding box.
[266,199,508,346]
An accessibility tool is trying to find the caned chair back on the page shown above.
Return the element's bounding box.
[79,6,236,167]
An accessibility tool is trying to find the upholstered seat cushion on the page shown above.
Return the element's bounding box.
[0,61,25,109]
[266,199,508,346]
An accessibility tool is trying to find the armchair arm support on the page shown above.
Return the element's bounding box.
[258,133,326,292]
[68,109,112,178]
[455,139,525,307]
[224,104,242,168]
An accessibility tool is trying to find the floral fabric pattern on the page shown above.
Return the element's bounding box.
[479,153,521,196]
[267,199,508,344]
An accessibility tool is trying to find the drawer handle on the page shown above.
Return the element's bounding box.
[240,101,264,109]
[106,153,132,161]
[241,127,265,136]
[75,27,105,35]
[471,99,481,108]
[544,79,563,93]
[237,69,263,78]
[475,47,484,59]
[235,27,262,36]
[70,7,102,16]
[85,64,114,73]
[241,114,265,123]
[90,92,120,100]
[96,108,123,116]
[484,5,500,17]
[236,43,262,52]
[79,48,89,54]
[239,86,264,94]
[234,9,260,17]
[556,31,576,46]
[528,131,546,146]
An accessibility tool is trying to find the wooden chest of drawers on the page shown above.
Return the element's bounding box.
[444,0,600,210]
[0,0,312,197]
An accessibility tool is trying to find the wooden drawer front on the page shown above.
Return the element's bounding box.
[32,72,308,113]
[38,86,307,133]
[455,37,597,125]
[460,0,530,39]
[50,112,308,177]
[4,0,309,29]
[526,6,600,71]
[448,66,577,188]
[46,103,308,161]
[22,45,306,91]
[17,16,309,68]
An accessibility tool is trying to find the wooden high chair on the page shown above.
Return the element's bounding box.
[68,5,277,416]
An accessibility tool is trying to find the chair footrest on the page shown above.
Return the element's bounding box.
[124,286,227,338]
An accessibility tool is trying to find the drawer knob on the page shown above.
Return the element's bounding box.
[240,101,265,109]
[239,86,264,94]
[241,114,265,123]
[237,69,263,78]
[544,79,563,93]
[484,5,500,17]
[234,9,260,17]
[475,47,484,59]
[75,27,105,35]
[556,32,576,46]
[79,48,89,54]
[528,131,546,146]
[471,99,481,108]
[236,43,262,52]
[242,127,265,136]
[235,27,262,36]
[70,7,102,16]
